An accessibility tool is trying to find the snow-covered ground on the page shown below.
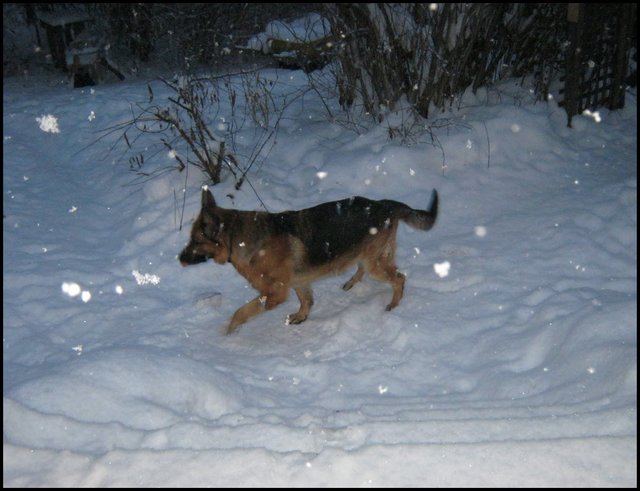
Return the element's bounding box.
[3,55,637,486]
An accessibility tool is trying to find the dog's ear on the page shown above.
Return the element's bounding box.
[201,187,216,209]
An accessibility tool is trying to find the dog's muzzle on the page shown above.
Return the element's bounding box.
[179,247,209,266]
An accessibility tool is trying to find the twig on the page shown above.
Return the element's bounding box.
[482,121,491,168]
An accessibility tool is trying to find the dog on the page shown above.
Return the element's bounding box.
[179,187,438,334]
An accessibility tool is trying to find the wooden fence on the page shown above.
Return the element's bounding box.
[561,3,635,127]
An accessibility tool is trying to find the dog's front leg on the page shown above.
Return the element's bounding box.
[287,285,314,325]
[226,285,289,334]
[227,296,265,334]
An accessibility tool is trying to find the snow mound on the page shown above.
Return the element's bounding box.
[5,348,242,454]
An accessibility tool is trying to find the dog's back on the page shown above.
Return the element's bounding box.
[271,191,438,267]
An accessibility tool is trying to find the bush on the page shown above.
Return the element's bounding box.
[325,4,566,121]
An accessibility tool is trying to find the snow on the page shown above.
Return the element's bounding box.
[244,12,331,53]
[3,62,637,486]
[35,114,60,134]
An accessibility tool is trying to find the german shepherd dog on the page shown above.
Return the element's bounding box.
[179,188,438,334]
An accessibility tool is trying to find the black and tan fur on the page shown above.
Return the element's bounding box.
[179,188,438,334]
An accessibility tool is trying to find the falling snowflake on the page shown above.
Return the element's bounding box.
[132,270,160,285]
[36,114,60,133]
[433,261,451,278]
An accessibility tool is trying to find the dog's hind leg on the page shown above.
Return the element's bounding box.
[287,285,314,324]
[367,258,406,311]
[383,269,406,311]
[342,264,365,291]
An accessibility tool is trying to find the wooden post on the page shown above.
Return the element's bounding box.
[564,4,584,127]
[609,4,631,110]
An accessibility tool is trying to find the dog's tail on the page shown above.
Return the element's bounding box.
[399,189,438,231]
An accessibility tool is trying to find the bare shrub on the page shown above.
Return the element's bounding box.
[325,4,566,122]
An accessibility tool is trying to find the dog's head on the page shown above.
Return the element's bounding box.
[179,188,231,266]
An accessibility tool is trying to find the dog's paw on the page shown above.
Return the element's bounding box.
[226,323,241,335]
[286,313,308,325]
